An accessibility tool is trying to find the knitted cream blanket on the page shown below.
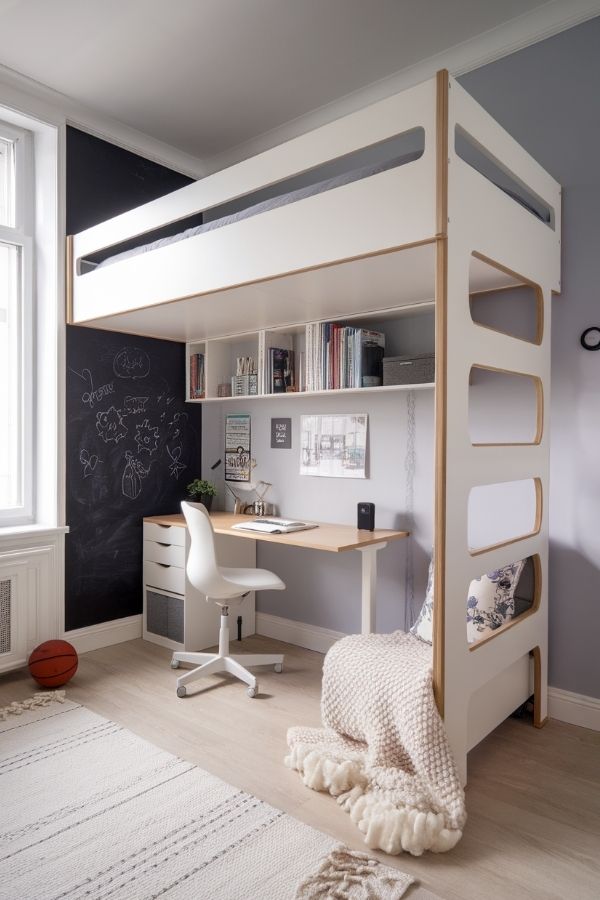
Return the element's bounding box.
[286,631,466,856]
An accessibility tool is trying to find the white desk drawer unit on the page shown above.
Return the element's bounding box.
[144,521,186,547]
[142,519,256,652]
[144,539,185,568]
[144,560,186,595]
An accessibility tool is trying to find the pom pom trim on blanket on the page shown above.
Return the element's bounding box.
[286,742,462,856]
[285,631,466,857]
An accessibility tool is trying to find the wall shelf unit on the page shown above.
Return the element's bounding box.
[185,301,435,403]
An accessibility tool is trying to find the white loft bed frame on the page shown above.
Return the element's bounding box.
[67,71,561,782]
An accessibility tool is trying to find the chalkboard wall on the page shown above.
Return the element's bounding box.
[65,329,201,628]
[66,127,202,630]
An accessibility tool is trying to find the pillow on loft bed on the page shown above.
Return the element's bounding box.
[410,556,525,645]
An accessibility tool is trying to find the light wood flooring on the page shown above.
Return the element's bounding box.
[1,636,599,900]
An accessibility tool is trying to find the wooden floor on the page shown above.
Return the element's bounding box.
[2,636,599,900]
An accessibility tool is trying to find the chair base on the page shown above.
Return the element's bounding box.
[172,650,284,697]
[171,608,284,697]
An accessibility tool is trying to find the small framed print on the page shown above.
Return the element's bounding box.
[271,417,292,449]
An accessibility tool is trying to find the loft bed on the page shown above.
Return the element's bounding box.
[66,71,561,783]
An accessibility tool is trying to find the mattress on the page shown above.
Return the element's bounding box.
[95,150,422,269]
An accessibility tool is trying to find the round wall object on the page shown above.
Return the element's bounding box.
[28,639,79,688]
[580,326,600,351]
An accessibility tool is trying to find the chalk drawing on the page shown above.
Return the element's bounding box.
[96,406,128,445]
[123,395,149,415]
[113,347,151,380]
[70,367,114,409]
[134,418,160,455]
[166,445,187,479]
[79,448,102,478]
[121,450,151,500]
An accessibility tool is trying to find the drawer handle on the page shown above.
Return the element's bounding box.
[157,542,171,547]
[156,563,171,568]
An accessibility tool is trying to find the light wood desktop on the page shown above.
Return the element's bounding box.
[145,512,409,633]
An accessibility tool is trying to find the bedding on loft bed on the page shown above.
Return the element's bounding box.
[90,150,422,270]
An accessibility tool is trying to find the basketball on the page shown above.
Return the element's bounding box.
[28,640,78,688]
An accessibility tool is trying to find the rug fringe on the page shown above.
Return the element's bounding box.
[0,690,66,721]
[286,743,462,857]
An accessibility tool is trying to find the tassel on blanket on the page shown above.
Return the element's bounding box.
[0,690,66,721]
[286,631,466,857]
[286,740,461,856]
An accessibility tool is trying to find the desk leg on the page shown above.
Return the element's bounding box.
[358,542,387,634]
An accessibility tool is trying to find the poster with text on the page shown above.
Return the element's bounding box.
[225,413,251,481]
[300,414,367,478]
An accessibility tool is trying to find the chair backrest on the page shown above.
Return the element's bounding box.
[181,502,242,600]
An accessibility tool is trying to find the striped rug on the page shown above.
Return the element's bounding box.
[0,699,337,900]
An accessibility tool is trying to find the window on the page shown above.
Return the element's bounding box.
[0,120,33,525]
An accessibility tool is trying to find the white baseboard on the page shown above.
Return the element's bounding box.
[256,612,345,654]
[548,687,600,732]
[63,615,143,655]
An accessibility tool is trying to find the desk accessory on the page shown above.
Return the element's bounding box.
[357,502,375,531]
[186,478,217,511]
[232,518,317,534]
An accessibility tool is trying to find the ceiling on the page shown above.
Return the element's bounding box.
[0,0,577,161]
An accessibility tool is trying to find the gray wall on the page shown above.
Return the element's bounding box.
[203,385,435,636]
[460,17,600,699]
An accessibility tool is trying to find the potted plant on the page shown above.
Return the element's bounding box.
[186,478,217,511]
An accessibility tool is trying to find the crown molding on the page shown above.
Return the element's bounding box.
[204,0,600,173]
[0,63,207,179]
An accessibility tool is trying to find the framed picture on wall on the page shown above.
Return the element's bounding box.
[300,414,367,478]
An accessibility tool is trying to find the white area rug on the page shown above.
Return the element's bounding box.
[0,698,434,900]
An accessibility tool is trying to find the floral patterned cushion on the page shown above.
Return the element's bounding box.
[410,557,525,645]
[410,557,435,643]
[466,560,525,643]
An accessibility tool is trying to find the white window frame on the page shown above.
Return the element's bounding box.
[0,119,34,526]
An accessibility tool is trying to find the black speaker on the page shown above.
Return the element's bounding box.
[357,502,375,531]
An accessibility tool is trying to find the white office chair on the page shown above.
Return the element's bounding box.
[171,501,285,698]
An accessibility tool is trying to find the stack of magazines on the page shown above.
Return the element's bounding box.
[305,324,385,391]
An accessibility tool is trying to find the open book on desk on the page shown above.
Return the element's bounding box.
[231,518,318,535]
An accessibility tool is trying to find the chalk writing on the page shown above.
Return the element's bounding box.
[135,418,160,455]
[121,450,151,500]
[96,406,128,445]
[166,445,186,479]
[113,347,151,380]
[70,367,115,409]
[123,395,149,415]
[79,448,102,478]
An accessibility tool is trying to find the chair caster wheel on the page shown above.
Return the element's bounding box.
[247,685,258,698]
[176,685,187,698]
[170,659,180,669]
[274,663,283,673]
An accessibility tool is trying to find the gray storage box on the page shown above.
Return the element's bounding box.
[383,353,435,386]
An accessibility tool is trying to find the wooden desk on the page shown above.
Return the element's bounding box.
[145,512,409,633]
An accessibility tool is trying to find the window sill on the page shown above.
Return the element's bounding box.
[0,524,69,539]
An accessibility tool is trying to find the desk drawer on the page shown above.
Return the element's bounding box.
[144,540,185,568]
[143,522,186,547]
[144,561,185,595]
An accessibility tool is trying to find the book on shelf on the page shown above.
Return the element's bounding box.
[268,347,295,393]
[189,351,205,399]
[305,323,385,392]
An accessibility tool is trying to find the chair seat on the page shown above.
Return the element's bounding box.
[220,566,285,593]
